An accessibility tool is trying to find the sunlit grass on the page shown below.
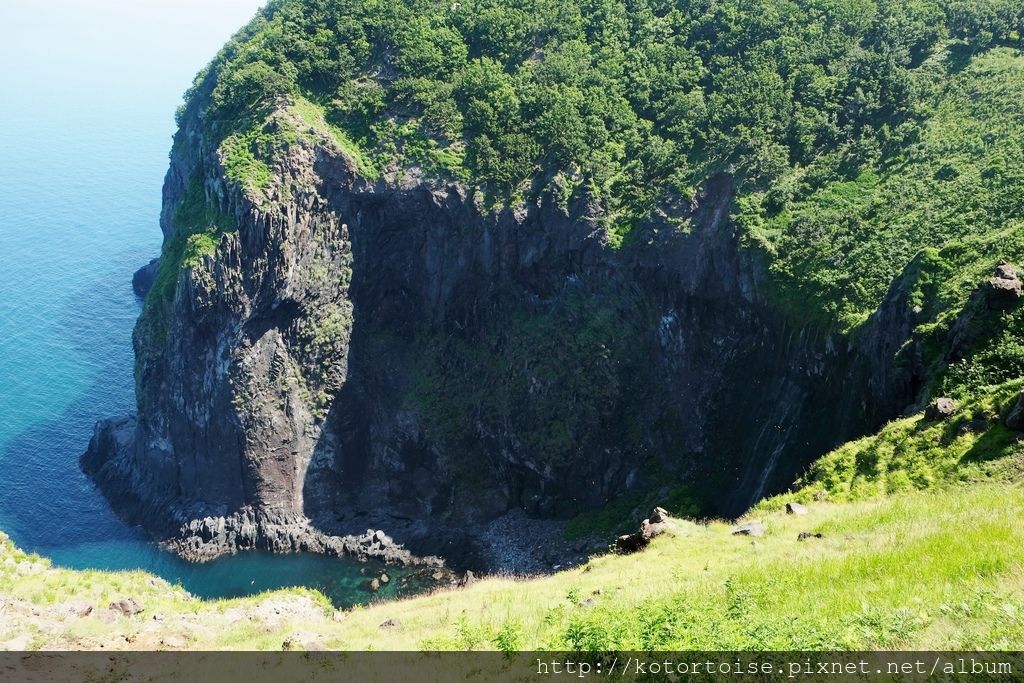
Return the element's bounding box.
[2,483,1022,650]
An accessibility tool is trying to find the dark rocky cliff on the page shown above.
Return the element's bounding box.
[82,93,921,571]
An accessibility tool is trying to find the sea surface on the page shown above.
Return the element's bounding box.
[0,0,404,606]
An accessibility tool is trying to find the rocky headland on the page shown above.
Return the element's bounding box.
[81,88,932,572]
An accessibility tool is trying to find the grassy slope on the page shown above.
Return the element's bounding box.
[757,380,1024,506]
[2,483,1023,651]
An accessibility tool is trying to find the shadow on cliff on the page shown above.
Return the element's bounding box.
[290,170,913,571]
[295,181,548,568]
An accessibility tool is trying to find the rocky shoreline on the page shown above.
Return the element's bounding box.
[84,413,607,574]
[169,512,443,567]
[82,414,443,568]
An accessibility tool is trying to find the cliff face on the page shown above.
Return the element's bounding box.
[82,93,919,570]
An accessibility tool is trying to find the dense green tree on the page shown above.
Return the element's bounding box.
[190,0,1019,228]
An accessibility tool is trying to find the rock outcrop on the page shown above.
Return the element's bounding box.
[132,259,159,297]
[985,262,1022,310]
[949,263,1024,362]
[81,86,928,570]
[615,507,672,554]
[925,398,957,421]
[731,521,765,537]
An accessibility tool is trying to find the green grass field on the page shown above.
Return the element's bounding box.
[2,482,1022,651]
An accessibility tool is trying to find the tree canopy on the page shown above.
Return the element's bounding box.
[192,0,1018,203]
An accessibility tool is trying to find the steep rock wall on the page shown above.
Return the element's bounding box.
[83,97,917,569]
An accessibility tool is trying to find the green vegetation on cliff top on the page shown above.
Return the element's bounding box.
[188,0,1024,353]
[739,46,1024,330]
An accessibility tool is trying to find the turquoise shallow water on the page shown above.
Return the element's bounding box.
[0,1,406,606]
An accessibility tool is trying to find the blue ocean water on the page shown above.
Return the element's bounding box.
[0,1,403,606]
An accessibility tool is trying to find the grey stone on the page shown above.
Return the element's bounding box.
[925,397,957,421]
[639,519,667,540]
[108,598,144,617]
[986,262,1022,310]
[731,521,765,537]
